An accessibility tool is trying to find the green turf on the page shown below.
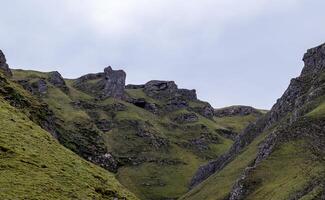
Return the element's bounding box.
[0,98,138,200]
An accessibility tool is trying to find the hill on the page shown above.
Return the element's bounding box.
[181,43,325,200]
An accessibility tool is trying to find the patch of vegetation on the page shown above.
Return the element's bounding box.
[214,114,262,133]
[0,98,138,200]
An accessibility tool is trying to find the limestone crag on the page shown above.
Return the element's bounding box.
[48,71,68,92]
[102,66,126,99]
[74,66,126,99]
[0,50,12,77]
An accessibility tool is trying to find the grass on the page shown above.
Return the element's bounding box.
[245,140,324,200]
[0,98,138,200]
[214,114,262,133]
[306,101,325,118]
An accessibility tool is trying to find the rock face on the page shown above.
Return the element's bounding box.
[189,42,325,189]
[144,80,197,101]
[102,66,126,99]
[0,50,12,77]
[48,71,69,93]
[214,106,262,117]
[74,66,126,99]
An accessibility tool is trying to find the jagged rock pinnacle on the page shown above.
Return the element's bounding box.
[0,50,12,77]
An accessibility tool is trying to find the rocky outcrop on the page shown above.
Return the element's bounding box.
[48,71,68,92]
[125,84,145,89]
[74,66,126,99]
[214,106,262,117]
[128,98,159,114]
[101,66,126,99]
[189,43,325,189]
[144,80,197,101]
[0,50,12,77]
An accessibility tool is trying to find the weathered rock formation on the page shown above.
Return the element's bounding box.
[144,80,197,101]
[48,71,68,92]
[102,66,126,99]
[74,66,126,99]
[0,50,12,77]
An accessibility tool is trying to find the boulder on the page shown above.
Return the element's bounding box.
[144,80,178,99]
[0,50,12,77]
[74,66,126,99]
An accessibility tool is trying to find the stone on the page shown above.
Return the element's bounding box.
[177,89,197,101]
[144,80,178,99]
[129,98,159,114]
[48,71,68,91]
[125,84,145,89]
[144,80,198,101]
[0,50,12,77]
[74,66,126,99]
[102,66,126,99]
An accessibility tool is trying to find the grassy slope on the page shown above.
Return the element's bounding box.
[0,97,138,200]
[11,70,253,200]
[182,101,325,200]
[213,114,261,134]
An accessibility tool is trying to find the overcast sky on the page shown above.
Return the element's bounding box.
[0,0,324,109]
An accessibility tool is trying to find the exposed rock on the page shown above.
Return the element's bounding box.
[190,103,215,119]
[173,112,199,124]
[17,79,48,95]
[144,80,198,102]
[35,79,48,94]
[134,121,169,149]
[101,66,126,99]
[214,106,262,117]
[125,84,145,89]
[88,153,119,173]
[144,80,178,99]
[177,89,197,101]
[0,50,12,77]
[129,98,159,114]
[48,71,68,92]
[74,66,126,99]
[166,97,189,110]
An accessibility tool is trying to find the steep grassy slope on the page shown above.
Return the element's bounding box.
[0,75,138,199]
[182,43,325,200]
[10,69,259,200]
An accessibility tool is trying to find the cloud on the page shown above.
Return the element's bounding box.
[0,0,324,109]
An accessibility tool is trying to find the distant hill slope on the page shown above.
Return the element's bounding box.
[0,73,138,199]
[8,66,262,199]
[182,43,325,200]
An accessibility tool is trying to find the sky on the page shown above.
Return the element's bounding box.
[0,0,324,109]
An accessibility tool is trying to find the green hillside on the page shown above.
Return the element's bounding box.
[0,74,138,200]
[11,69,258,200]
